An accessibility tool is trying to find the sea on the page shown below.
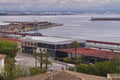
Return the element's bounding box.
[0,14,120,43]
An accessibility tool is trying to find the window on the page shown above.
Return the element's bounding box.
[28,42,30,45]
[48,44,55,49]
[31,43,33,46]
[25,42,27,45]
[34,43,37,46]
[56,45,62,49]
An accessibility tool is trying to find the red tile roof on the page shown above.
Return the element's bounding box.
[0,54,6,60]
[0,37,21,43]
[62,48,120,59]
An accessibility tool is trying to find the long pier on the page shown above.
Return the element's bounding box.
[1,21,63,33]
[90,18,120,21]
[0,31,43,37]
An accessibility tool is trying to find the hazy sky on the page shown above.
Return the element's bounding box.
[0,0,120,11]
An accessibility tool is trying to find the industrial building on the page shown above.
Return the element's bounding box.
[59,48,120,63]
[21,36,86,57]
[0,21,63,32]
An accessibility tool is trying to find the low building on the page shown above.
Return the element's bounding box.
[0,54,6,72]
[21,36,86,57]
[58,48,120,63]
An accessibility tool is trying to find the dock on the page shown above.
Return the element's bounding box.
[0,21,63,32]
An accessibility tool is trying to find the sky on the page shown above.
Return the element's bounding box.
[0,0,120,12]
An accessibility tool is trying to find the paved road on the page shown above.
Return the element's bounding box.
[15,53,69,71]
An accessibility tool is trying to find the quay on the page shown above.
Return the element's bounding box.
[90,18,120,21]
[0,21,63,32]
[0,31,43,37]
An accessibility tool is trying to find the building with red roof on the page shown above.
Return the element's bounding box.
[0,37,21,43]
[57,48,120,63]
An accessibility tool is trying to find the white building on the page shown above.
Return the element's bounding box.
[0,54,6,72]
[21,36,86,57]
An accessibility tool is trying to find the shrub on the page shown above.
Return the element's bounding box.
[74,61,120,77]
[29,67,46,76]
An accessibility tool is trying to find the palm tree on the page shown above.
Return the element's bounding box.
[70,41,79,71]
[37,51,43,69]
[43,52,51,71]
[33,51,38,67]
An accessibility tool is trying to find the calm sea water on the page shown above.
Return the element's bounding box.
[0,14,120,43]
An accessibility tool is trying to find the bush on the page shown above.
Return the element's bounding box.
[0,74,4,80]
[75,61,120,77]
[29,67,46,76]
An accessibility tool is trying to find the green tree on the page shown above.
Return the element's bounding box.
[70,41,79,62]
[37,52,43,69]
[70,41,79,71]
[33,51,38,67]
[94,61,119,76]
[63,57,71,70]
[3,57,28,80]
[0,39,19,58]
[63,57,71,63]
[76,57,81,65]
[43,52,51,71]
[112,56,120,67]
[75,61,119,77]
[36,50,51,71]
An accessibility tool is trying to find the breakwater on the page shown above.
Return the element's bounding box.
[91,18,120,21]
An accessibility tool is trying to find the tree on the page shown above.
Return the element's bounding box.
[37,52,43,69]
[0,39,19,58]
[34,48,51,71]
[33,52,38,67]
[76,57,81,65]
[4,57,15,80]
[43,52,51,71]
[75,61,120,77]
[63,57,71,63]
[3,57,28,80]
[63,57,71,70]
[70,41,79,71]
[94,61,119,76]
[112,56,120,67]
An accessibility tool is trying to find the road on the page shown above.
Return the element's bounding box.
[15,53,71,71]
